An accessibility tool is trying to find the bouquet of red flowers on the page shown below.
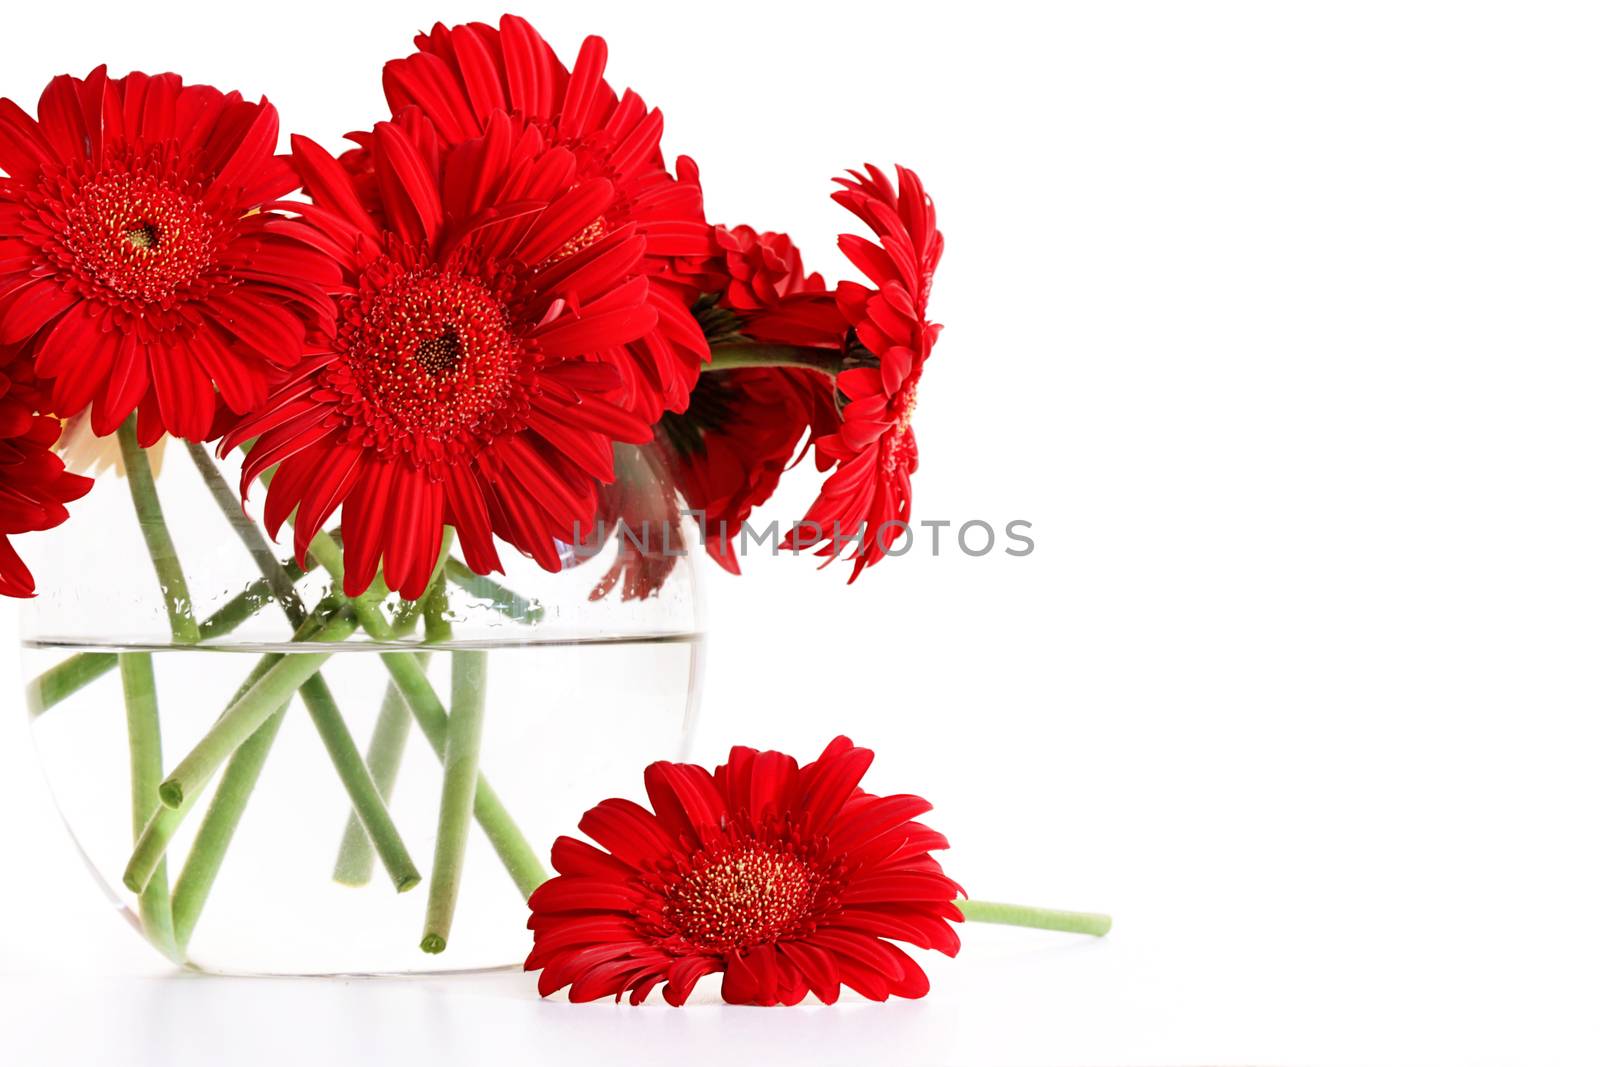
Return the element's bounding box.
[7,15,1105,1001]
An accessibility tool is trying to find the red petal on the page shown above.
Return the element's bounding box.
[89,332,149,436]
[837,871,962,905]
[798,740,874,833]
[576,797,675,870]
[662,955,721,1007]
[0,278,70,345]
[778,940,841,1005]
[290,134,381,239]
[206,293,306,366]
[643,761,725,846]
[148,340,216,442]
[548,835,637,880]
[374,121,443,248]
[529,876,638,914]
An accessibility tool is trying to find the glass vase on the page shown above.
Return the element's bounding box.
[19,433,704,975]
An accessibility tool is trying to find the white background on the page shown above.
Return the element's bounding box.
[2,1,1599,1064]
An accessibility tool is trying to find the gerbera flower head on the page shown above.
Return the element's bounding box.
[783,164,943,579]
[380,15,715,422]
[644,224,838,576]
[527,736,963,1006]
[583,223,838,592]
[221,111,655,600]
[659,366,837,575]
[0,68,336,443]
[0,360,91,596]
[679,222,843,348]
[698,225,825,313]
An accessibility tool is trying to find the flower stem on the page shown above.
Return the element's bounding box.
[28,653,116,716]
[119,653,180,961]
[157,608,358,810]
[330,670,419,887]
[116,419,200,645]
[26,567,310,718]
[187,443,421,892]
[958,900,1113,937]
[378,646,546,896]
[199,564,310,633]
[443,561,542,626]
[124,588,352,908]
[124,650,283,895]
[424,574,452,642]
[161,610,343,945]
[421,649,488,954]
[299,672,422,893]
[330,555,449,887]
[169,702,289,949]
[184,441,302,612]
[707,342,844,377]
[306,532,546,895]
[325,532,459,887]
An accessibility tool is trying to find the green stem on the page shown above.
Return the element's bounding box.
[331,668,420,887]
[169,703,289,948]
[163,616,314,946]
[31,436,302,718]
[424,575,453,643]
[391,596,427,633]
[958,900,1113,937]
[323,531,451,889]
[298,671,420,893]
[321,531,453,887]
[128,589,352,931]
[197,444,433,890]
[421,650,488,953]
[707,342,844,377]
[124,651,283,895]
[189,442,420,892]
[28,653,116,716]
[197,564,309,636]
[443,561,542,626]
[308,529,546,895]
[117,420,200,645]
[26,566,310,717]
[379,648,545,896]
[332,576,435,888]
[184,441,303,617]
[120,653,179,961]
[157,608,358,810]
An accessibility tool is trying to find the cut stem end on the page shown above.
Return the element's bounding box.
[958,899,1113,938]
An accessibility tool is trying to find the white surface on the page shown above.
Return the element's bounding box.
[3,1,1600,1064]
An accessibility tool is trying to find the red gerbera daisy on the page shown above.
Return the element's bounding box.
[527,736,963,1006]
[696,225,824,313]
[782,165,943,579]
[581,223,839,593]
[653,224,839,575]
[659,366,836,575]
[0,361,91,597]
[380,15,715,423]
[221,112,655,600]
[0,68,336,443]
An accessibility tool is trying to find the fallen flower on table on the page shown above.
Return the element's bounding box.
[526,736,1110,1006]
